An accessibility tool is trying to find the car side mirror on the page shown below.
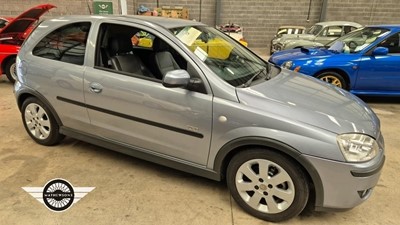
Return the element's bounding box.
[372,47,388,56]
[162,69,190,88]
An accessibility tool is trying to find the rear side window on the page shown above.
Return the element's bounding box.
[33,22,91,65]
[321,26,343,37]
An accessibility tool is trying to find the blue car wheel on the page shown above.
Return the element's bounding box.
[316,71,348,90]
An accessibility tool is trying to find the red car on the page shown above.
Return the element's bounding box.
[0,17,13,30]
[219,23,242,33]
[0,4,55,83]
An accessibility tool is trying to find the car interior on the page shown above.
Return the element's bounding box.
[96,23,188,81]
[378,33,400,54]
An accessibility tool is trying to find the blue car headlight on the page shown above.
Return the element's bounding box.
[282,61,293,69]
[337,133,379,162]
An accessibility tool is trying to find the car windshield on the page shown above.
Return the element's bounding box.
[326,27,390,53]
[171,26,269,87]
[306,25,323,35]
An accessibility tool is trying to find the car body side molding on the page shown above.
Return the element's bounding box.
[56,96,204,139]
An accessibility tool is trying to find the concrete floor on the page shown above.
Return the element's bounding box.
[0,72,399,224]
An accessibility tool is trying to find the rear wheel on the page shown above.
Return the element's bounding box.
[227,149,309,222]
[316,71,348,90]
[5,58,17,83]
[21,97,64,146]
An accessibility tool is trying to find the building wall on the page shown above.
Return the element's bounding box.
[1,0,400,48]
[325,0,400,25]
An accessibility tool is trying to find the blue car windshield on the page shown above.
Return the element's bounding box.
[326,27,390,53]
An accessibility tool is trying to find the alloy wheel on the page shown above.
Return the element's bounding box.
[24,103,51,140]
[235,159,295,214]
[319,75,343,87]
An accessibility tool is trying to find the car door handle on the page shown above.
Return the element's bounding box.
[89,82,103,93]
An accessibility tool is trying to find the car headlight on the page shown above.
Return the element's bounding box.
[337,133,379,162]
[282,61,293,69]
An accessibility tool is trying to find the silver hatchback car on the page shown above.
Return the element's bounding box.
[14,15,384,222]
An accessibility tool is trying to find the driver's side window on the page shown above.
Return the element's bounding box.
[378,33,400,54]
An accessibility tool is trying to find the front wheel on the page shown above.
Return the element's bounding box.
[21,97,64,146]
[316,71,348,90]
[5,58,17,83]
[227,149,309,222]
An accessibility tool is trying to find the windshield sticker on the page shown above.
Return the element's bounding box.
[194,46,208,61]
[176,27,202,46]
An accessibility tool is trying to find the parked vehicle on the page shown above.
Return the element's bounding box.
[271,21,362,53]
[270,25,306,54]
[219,23,242,33]
[0,17,13,30]
[0,4,55,83]
[218,23,248,46]
[269,25,400,96]
[15,15,384,222]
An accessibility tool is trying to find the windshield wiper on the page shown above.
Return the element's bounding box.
[240,68,269,88]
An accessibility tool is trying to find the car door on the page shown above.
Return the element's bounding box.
[355,33,400,92]
[315,26,343,45]
[28,22,92,131]
[83,22,213,165]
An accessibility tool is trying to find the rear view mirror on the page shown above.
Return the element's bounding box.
[162,69,190,88]
[372,47,388,56]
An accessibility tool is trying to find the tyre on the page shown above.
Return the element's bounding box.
[227,149,309,222]
[316,71,348,90]
[21,97,64,146]
[5,58,17,83]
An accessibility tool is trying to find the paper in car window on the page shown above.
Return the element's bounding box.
[194,47,208,61]
[176,27,202,46]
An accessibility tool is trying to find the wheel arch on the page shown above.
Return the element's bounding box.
[1,54,16,72]
[17,90,63,126]
[214,137,324,208]
[314,68,350,89]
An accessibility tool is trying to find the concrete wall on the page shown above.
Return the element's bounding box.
[1,0,399,48]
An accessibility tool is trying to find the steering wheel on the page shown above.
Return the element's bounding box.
[348,41,357,50]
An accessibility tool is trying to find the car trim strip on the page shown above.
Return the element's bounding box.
[56,96,204,139]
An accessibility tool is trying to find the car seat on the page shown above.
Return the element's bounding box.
[153,38,180,78]
[108,37,155,78]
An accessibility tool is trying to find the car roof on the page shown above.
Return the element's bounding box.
[47,15,205,29]
[278,25,306,29]
[314,21,362,27]
[366,24,400,29]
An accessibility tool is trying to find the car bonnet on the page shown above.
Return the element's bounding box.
[0,4,56,37]
[269,48,334,66]
[236,70,380,137]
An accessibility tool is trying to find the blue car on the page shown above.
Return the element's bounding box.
[269,25,400,96]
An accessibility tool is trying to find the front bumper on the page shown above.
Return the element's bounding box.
[304,150,385,210]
